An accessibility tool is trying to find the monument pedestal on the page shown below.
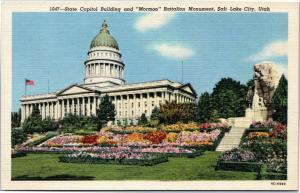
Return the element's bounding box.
[245,107,270,122]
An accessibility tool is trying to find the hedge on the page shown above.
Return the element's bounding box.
[59,154,168,166]
[216,161,263,172]
[258,172,287,180]
[11,151,27,158]
[145,150,203,158]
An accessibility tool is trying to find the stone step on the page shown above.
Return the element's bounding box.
[216,126,246,152]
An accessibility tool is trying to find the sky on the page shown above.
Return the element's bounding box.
[12,12,288,112]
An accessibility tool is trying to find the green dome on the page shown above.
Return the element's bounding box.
[90,20,119,50]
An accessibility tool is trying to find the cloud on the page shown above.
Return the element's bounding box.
[248,40,288,61]
[151,43,195,60]
[135,12,175,32]
[274,63,288,77]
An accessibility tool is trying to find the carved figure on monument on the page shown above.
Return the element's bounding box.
[246,86,254,108]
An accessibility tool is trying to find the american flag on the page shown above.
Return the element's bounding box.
[25,79,34,85]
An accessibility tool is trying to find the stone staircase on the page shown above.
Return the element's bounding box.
[216,127,246,152]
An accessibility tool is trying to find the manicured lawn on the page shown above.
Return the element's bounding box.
[12,151,258,180]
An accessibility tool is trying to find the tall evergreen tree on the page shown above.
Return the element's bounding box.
[96,95,116,128]
[22,105,43,134]
[150,106,160,121]
[272,75,288,123]
[11,108,21,128]
[138,113,148,125]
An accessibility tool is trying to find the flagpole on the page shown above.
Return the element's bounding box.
[25,79,27,97]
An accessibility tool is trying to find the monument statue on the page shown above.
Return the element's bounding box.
[245,61,281,121]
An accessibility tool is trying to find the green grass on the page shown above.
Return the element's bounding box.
[12,151,258,180]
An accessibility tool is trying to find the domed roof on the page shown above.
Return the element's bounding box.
[90,20,119,50]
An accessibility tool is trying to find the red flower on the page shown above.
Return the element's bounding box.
[145,131,167,144]
[81,135,99,144]
[199,123,211,130]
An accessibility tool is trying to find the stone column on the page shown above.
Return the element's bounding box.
[81,97,84,116]
[87,96,91,116]
[56,100,60,119]
[66,99,69,115]
[133,94,136,117]
[21,105,25,122]
[91,96,96,115]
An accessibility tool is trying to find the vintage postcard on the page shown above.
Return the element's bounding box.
[1,0,299,190]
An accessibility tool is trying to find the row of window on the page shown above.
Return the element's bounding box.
[118,101,160,109]
[89,51,120,59]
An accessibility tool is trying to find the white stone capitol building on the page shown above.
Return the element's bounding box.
[20,20,197,123]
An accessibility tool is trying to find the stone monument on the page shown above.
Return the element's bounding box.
[227,61,282,127]
[245,61,281,121]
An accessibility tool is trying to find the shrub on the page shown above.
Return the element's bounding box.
[216,161,263,172]
[42,117,59,132]
[11,128,27,148]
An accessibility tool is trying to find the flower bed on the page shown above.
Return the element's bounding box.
[105,126,157,134]
[199,122,231,132]
[161,122,199,132]
[21,132,57,147]
[42,129,223,150]
[218,121,287,176]
[18,146,131,154]
[59,152,168,166]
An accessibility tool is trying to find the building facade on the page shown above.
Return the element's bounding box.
[20,20,197,124]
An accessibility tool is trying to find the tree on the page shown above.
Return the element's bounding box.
[59,114,97,133]
[150,106,160,121]
[272,75,288,123]
[11,108,21,128]
[22,105,43,134]
[159,101,197,124]
[11,128,27,148]
[96,95,116,128]
[138,113,148,125]
[197,92,213,123]
[42,117,59,132]
[210,77,248,118]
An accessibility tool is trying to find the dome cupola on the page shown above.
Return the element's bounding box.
[84,20,125,87]
[90,20,119,50]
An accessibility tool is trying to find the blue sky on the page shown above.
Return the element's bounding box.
[12,12,288,111]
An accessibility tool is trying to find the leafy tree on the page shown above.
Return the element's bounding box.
[159,102,197,124]
[210,77,248,118]
[59,114,97,133]
[197,92,212,123]
[22,105,43,134]
[272,75,288,123]
[96,95,116,128]
[138,113,148,125]
[11,108,21,128]
[42,117,59,132]
[11,128,27,148]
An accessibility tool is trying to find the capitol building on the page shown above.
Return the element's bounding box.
[20,20,197,124]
